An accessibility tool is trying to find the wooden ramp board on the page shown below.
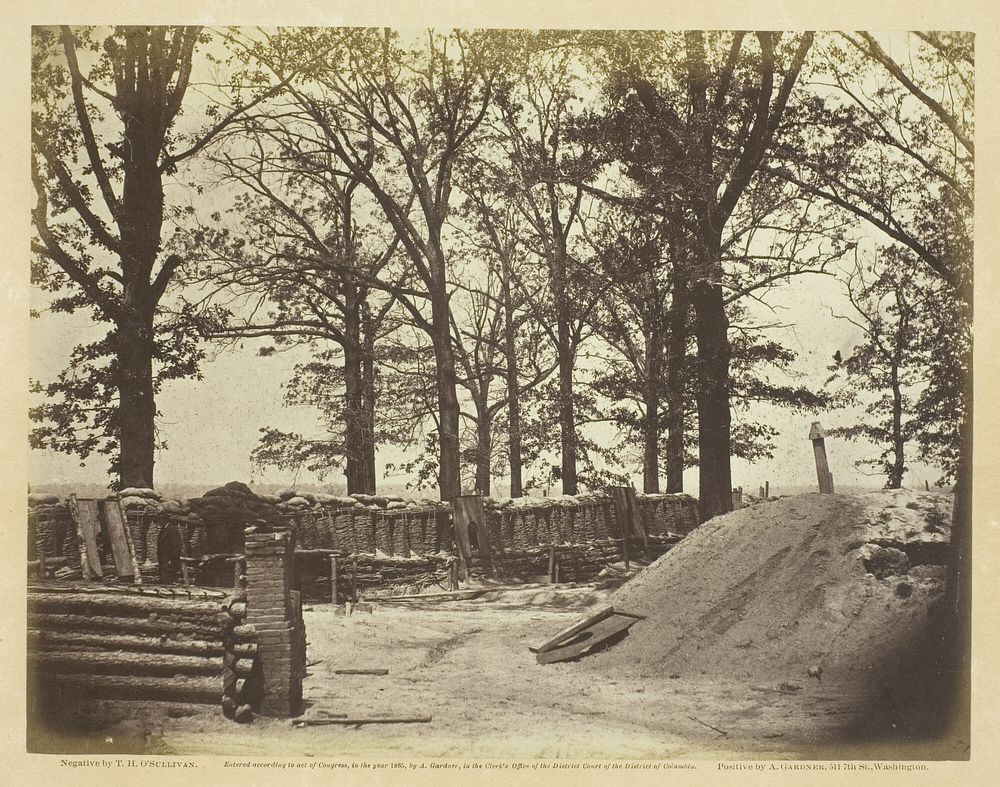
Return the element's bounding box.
[534,612,642,664]
[100,499,141,582]
[529,605,615,654]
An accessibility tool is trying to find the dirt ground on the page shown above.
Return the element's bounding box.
[31,586,952,760]
[30,491,963,760]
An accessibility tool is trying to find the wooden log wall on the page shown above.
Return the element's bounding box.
[27,583,254,709]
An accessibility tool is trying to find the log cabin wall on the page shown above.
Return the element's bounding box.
[27,584,251,708]
[27,527,305,721]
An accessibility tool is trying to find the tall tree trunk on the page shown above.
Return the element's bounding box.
[360,301,378,495]
[642,328,663,493]
[430,270,462,501]
[664,286,688,493]
[690,245,733,522]
[556,314,578,495]
[473,399,493,496]
[342,295,368,495]
[503,285,524,499]
[935,408,971,740]
[117,122,164,490]
[116,314,156,489]
[888,366,904,489]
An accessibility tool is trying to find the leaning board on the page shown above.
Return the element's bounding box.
[100,499,141,582]
[68,497,103,581]
[534,612,642,664]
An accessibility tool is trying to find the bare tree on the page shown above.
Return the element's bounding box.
[30,25,301,487]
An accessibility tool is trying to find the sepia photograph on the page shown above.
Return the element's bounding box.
[20,17,977,767]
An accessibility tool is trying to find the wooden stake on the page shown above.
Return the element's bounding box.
[548,545,557,584]
[351,558,358,602]
[809,422,834,494]
[765,481,769,498]
[330,555,339,604]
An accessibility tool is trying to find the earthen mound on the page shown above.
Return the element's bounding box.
[587,491,951,687]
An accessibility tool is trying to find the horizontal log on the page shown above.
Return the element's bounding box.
[28,603,229,632]
[181,553,244,564]
[27,582,230,600]
[29,612,226,639]
[230,642,258,657]
[28,557,70,569]
[27,630,225,657]
[29,650,224,678]
[294,716,431,726]
[28,592,228,618]
[31,672,221,705]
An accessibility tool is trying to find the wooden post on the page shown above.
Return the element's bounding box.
[809,421,835,494]
[351,558,358,602]
[330,555,339,604]
[925,479,930,491]
[612,486,644,564]
[548,545,557,584]
[765,481,769,499]
[452,495,494,577]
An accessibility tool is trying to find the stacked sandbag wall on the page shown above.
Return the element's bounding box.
[484,492,698,549]
[28,486,700,592]
[273,491,450,556]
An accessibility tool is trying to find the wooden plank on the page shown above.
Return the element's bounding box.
[294,716,431,726]
[528,605,616,654]
[100,499,140,582]
[452,495,493,574]
[611,487,642,538]
[68,496,104,581]
[535,612,642,664]
[334,668,388,675]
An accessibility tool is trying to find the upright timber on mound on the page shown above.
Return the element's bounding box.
[530,605,645,664]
